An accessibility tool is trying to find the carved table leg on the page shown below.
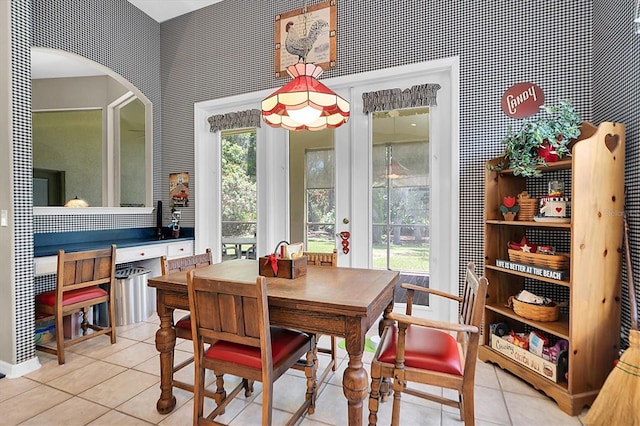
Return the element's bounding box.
[155,300,177,414]
[342,323,368,426]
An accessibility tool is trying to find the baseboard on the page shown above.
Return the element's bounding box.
[0,356,42,378]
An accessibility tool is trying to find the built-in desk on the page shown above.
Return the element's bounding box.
[34,227,195,276]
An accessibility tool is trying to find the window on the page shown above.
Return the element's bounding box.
[221,129,257,259]
[305,148,335,251]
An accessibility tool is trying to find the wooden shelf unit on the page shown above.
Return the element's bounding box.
[479,122,625,416]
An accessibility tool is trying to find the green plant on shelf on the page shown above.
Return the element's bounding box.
[490,100,582,177]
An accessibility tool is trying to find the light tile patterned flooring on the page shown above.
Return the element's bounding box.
[0,311,589,425]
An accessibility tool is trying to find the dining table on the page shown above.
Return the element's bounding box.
[147,258,398,426]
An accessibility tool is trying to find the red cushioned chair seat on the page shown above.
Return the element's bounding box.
[378,324,462,376]
[175,315,191,330]
[35,287,108,307]
[205,327,311,369]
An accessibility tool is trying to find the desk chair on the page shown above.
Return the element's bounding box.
[160,248,213,391]
[303,249,339,383]
[35,245,117,365]
[368,262,489,426]
[187,270,317,425]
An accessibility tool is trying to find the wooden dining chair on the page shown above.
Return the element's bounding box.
[187,270,317,425]
[35,245,117,365]
[160,248,213,390]
[368,262,489,426]
[303,249,338,383]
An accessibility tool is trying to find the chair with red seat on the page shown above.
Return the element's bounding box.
[159,248,213,391]
[368,262,489,426]
[187,270,317,425]
[35,245,117,365]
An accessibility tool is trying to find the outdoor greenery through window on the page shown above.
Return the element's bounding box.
[305,148,335,252]
[221,128,257,259]
[372,108,430,273]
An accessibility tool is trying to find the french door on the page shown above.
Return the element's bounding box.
[195,58,459,322]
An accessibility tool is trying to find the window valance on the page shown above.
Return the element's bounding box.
[208,109,262,132]
[362,83,441,114]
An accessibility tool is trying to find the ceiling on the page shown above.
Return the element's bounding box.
[127,0,223,23]
[31,0,223,79]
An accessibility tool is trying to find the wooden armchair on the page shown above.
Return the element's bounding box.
[187,270,317,425]
[35,245,117,365]
[159,248,213,391]
[368,262,489,426]
[303,249,339,383]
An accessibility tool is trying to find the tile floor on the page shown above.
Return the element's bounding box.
[0,311,589,425]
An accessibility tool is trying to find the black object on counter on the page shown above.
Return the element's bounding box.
[156,200,163,240]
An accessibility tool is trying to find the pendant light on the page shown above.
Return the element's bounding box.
[262,63,350,131]
[261,2,349,131]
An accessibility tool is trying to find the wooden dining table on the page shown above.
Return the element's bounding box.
[147,259,398,425]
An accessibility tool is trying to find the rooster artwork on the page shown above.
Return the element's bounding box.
[284,19,328,62]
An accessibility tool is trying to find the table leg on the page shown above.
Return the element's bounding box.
[342,323,368,426]
[379,300,394,403]
[155,299,177,414]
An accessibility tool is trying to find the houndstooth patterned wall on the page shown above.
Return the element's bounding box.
[9,0,161,363]
[592,0,640,346]
[11,0,35,366]
[160,0,637,345]
[8,0,638,364]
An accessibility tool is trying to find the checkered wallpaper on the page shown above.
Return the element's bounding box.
[8,0,639,364]
[10,0,161,363]
[159,0,634,345]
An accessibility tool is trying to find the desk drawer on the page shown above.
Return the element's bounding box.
[167,241,193,259]
[117,245,166,263]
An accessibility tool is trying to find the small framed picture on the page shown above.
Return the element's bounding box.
[274,0,337,78]
[169,172,189,207]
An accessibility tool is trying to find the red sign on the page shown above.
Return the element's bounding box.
[501,82,544,119]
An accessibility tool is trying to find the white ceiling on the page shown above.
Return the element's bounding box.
[31,0,223,79]
[127,0,223,23]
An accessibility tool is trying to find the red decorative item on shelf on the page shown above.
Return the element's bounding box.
[537,137,561,163]
[508,236,539,253]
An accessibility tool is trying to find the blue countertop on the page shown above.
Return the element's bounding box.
[34,227,194,257]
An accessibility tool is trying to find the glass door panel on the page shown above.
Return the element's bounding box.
[221,128,257,260]
[372,107,430,273]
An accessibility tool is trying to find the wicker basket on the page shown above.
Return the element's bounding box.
[510,297,560,322]
[508,249,570,270]
[517,191,538,221]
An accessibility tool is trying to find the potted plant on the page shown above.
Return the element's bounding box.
[492,100,582,177]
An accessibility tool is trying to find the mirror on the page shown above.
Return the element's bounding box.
[31,48,152,208]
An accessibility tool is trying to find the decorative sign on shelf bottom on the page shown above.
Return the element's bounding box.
[491,334,559,382]
[495,259,565,280]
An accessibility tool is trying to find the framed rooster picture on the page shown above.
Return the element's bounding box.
[274,0,337,78]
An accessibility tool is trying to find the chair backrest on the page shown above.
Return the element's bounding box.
[161,248,213,275]
[303,249,337,267]
[457,262,488,374]
[57,245,116,298]
[187,271,272,373]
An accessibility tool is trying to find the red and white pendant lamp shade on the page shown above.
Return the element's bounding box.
[262,63,350,131]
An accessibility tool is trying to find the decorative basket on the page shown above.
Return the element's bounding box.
[517,191,538,221]
[509,297,561,322]
[508,249,570,270]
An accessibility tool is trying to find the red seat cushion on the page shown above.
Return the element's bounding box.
[378,324,462,376]
[205,327,311,369]
[175,314,191,330]
[35,287,108,307]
